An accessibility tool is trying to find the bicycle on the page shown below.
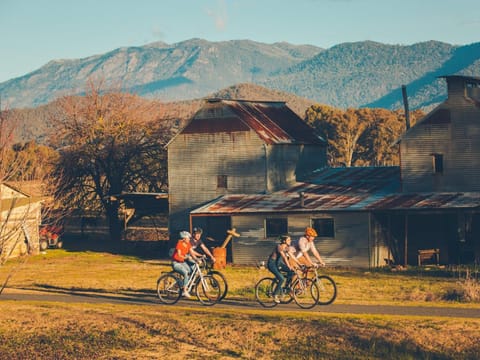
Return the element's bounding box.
[203,258,228,300]
[255,267,320,309]
[297,264,337,305]
[156,256,222,306]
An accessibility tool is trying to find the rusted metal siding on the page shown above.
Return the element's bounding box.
[168,130,267,236]
[230,213,373,267]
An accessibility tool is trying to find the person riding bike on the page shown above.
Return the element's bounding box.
[190,227,216,263]
[171,231,203,298]
[292,227,326,268]
[267,234,296,303]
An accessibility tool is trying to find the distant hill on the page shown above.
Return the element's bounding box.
[1,38,480,111]
[11,83,314,143]
[0,39,320,109]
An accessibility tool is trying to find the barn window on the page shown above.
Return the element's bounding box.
[432,153,443,174]
[312,218,335,238]
[217,175,228,189]
[265,218,288,238]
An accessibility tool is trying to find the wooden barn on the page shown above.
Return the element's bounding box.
[0,183,42,261]
[167,75,480,267]
[167,99,327,244]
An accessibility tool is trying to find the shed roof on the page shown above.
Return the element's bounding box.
[175,99,326,145]
[191,166,480,215]
[1,196,43,212]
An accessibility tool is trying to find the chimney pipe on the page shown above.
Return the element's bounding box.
[299,192,305,207]
[402,85,411,130]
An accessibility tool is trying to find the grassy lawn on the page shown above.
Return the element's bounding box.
[0,242,479,359]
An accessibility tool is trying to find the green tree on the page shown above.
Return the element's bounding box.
[49,81,171,241]
[305,104,425,166]
[306,104,370,167]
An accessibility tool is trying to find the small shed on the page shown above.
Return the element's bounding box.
[190,167,401,267]
[0,183,42,261]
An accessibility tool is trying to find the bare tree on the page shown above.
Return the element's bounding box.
[49,80,172,242]
[0,103,58,276]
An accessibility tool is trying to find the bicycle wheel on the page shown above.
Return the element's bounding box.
[255,277,278,308]
[157,273,181,305]
[209,270,228,300]
[292,278,320,309]
[196,275,221,306]
[316,275,337,305]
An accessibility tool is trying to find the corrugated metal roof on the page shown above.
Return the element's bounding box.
[366,192,480,210]
[191,166,480,215]
[180,99,325,145]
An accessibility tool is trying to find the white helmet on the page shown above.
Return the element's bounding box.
[179,231,191,239]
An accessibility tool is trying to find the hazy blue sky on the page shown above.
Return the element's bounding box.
[1,0,479,82]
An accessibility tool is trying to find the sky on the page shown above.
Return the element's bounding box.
[1,0,480,83]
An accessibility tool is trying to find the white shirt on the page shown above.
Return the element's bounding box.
[293,236,317,259]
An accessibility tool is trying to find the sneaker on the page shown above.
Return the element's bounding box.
[182,290,191,298]
[273,295,280,303]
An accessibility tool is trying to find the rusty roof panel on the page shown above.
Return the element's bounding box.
[182,117,250,133]
[182,100,325,145]
[191,166,480,215]
[230,101,325,145]
[367,192,480,210]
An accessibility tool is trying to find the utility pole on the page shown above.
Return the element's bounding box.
[401,85,411,130]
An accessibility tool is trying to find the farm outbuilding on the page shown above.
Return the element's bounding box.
[167,98,327,246]
[167,75,480,267]
[0,183,42,261]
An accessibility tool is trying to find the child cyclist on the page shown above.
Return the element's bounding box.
[267,234,297,303]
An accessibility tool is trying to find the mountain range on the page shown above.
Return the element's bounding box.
[1,38,480,111]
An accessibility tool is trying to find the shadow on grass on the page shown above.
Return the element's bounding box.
[22,283,261,309]
[30,283,157,304]
[60,234,171,261]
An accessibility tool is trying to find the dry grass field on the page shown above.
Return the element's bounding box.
[0,240,479,359]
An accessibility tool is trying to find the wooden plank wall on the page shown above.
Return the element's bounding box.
[230,212,373,267]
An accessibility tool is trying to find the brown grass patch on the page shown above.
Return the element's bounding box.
[0,302,479,359]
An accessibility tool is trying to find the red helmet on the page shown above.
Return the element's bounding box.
[305,227,318,237]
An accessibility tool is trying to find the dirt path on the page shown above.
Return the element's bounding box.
[2,287,480,318]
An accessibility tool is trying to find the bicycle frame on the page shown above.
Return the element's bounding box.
[184,260,202,293]
[156,255,222,306]
[297,265,337,305]
[178,256,222,305]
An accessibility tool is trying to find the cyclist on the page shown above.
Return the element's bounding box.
[292,227,326,268]
[190,227,216,263]
[267,234,296,303]
[171,231,203,298]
